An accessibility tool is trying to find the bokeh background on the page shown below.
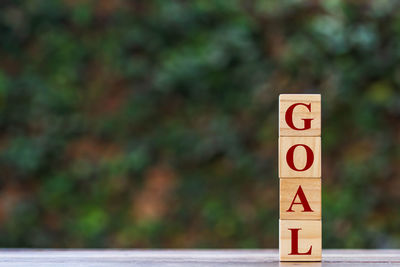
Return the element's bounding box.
[0,0,399,248]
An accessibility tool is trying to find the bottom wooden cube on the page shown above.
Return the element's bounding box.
[279,219,321,262]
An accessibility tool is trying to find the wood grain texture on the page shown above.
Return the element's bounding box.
[279,94,321,137]
[279,137,321,178]
[279,219,322,262]
[0,249,398,266]
[280,178,321,220]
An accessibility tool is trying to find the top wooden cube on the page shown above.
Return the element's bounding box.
[279,94,321,136]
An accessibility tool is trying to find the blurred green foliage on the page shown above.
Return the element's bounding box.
[0,0,400,248]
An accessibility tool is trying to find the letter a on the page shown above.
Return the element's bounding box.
[286,185,313,212]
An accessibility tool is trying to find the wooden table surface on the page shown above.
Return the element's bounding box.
[0,249,399,266]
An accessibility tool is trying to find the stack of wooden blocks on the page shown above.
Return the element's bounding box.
[279,94,322,262]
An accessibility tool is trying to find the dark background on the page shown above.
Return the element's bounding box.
[0,0,399,248]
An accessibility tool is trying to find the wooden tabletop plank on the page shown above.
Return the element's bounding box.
[0,249,398,267]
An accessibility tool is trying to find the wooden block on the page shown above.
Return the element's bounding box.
[279,94,321,137]
[279,137,321,178]
[279,219,322,261]
[280,178,321,220]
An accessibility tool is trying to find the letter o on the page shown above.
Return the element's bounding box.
[286,144,314,171]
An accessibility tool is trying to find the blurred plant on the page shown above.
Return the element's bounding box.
[0,0,399,248]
